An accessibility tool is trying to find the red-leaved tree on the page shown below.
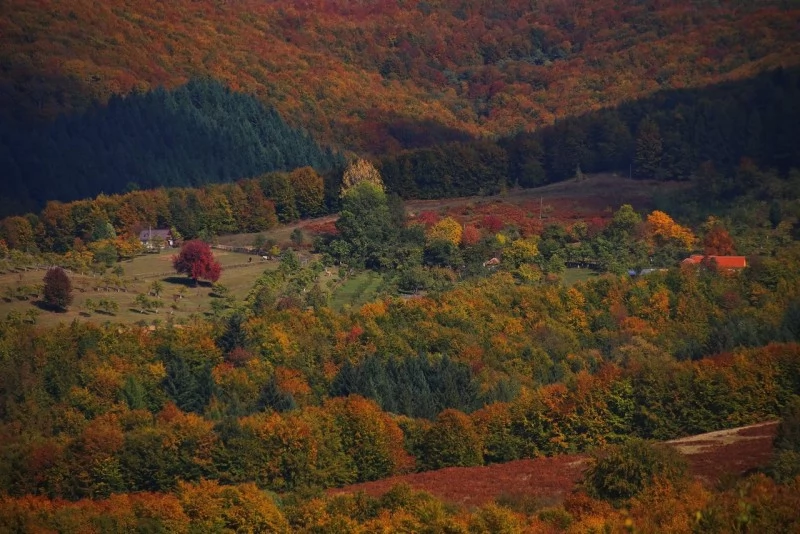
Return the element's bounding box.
[172,240,221,284]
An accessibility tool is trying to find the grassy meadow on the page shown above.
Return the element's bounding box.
[0,249,277,327]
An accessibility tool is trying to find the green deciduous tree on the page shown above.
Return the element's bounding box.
[290,166,325,217]
[334,182,397,269]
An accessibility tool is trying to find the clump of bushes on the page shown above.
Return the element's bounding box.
[581,438,688,505]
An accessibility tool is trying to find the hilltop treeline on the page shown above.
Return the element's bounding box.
[379,67,800,199]
[0,168,329,254]
[0,80,341,217]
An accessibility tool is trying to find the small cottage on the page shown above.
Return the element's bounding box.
[139,228,174,249]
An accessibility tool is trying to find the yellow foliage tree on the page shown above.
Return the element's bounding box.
[646,211,697,250]
[426,217,463,246]
[340,158,384,197]
[503,238,539,268]
[114,236,144,260]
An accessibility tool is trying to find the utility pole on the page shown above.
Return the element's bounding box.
[539,197,543,220]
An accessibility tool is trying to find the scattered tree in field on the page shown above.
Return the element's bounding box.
[24,309,40,324]
[149,280,164,297]
[98,298,119,315]
[42,266,73,310]
[334,181,397,269]
[172,240,222,285]
[134,293,151,314]
[252,233,267,252]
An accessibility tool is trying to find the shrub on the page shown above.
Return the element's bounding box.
[581,439,688,505]
[419,409,483,470]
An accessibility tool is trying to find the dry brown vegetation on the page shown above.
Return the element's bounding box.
[331,422,779,507]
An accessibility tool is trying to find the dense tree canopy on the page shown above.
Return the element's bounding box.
[1,0,798,159]
[0,80,341,217]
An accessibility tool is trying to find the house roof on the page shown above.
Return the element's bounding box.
[139,229,172,241]
[682,255,746,269]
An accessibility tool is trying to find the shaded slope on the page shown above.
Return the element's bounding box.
[0,80,340,216]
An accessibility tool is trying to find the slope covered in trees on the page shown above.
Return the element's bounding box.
[1,178,799,530]
[0,80,340,217]
[3,66,797,230]
[1,0,798,154]
[380,66,800,199]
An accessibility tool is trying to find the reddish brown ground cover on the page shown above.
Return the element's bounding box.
[668,421,778,486]
[331,421,778,508]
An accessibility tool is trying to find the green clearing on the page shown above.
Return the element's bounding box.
[0,249,276,327]
[330,271,384,311]
[562,267,601,287]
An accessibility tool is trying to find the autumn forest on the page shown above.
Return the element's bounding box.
[1,0,800,532]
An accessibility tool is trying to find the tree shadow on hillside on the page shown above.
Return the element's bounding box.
[163,276,200,287]
[32,299,67,313]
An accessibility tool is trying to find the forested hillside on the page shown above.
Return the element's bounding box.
[2,67,798,224]
[0,80,340,217]
[2,0,799,152]
[3,1,800,531]
[380,66,800,198]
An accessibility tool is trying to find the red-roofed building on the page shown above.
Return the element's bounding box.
[681,255,747,270]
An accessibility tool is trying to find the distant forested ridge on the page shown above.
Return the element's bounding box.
[1,0,798,155]
[0,80,341,217]
[380,67,800,199]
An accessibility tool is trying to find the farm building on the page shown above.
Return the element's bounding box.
[139,228,174,249]
[681,254,747,270]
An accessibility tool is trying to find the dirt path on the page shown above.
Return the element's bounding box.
[330,421,778,508]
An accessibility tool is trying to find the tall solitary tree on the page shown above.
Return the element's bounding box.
[43,266,74,310]
[172,240,222,285]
